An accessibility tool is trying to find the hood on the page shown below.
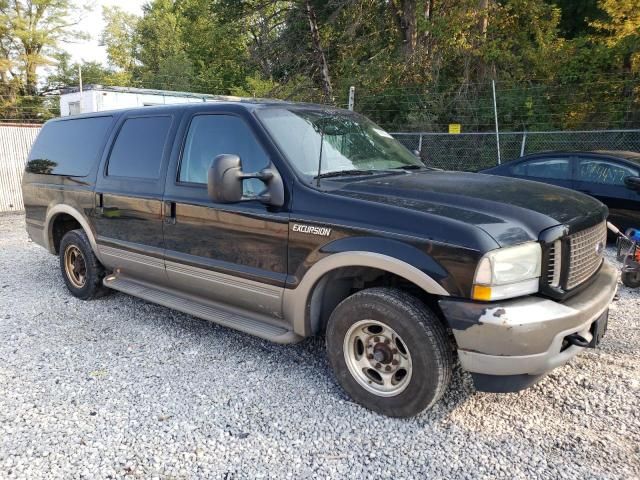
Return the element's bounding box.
[331,170,607,246]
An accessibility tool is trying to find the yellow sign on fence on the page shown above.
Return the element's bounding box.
[449,123,461,134]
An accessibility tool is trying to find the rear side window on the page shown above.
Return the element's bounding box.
[26,116,112,176]
[511,158,571,180]
[107,116,172,179]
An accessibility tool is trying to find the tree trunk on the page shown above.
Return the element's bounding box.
[621,51,636,127]
[422,0,433,54]
[305,0,333,102]
[392,0,418,57]
[475,0,490,81]
[478,0,489,39]
[24,48,39,96]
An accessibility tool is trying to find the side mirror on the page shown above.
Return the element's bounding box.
[624,176,640,191]
[208,154,285,207]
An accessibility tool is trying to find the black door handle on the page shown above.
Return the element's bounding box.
[164,201,176,225]
[95,193,104,215]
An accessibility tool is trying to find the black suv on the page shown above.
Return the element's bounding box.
[22,102,618,417]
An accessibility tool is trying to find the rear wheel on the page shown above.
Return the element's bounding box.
[621,270,640,289]
[59,229,110,300]
[326,287,452,417]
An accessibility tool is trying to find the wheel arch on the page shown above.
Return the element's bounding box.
[283,251,450,337]
[45,205,102,260]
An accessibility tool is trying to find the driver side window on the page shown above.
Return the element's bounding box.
[179,114,270,195]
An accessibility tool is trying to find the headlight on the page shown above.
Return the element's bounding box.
[472,242,542,301]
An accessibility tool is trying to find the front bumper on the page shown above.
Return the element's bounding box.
[439,261,619,392]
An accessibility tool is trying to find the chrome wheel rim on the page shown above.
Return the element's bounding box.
[343,319,412,397]
[64,245,87,288]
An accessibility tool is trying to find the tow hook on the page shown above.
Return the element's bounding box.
[565,333,590,348]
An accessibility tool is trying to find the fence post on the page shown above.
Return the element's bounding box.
[348,86,355,111]
[78,65,83,114]
[418,134,423,153]
[492,80,501,165]
[520,132,527,157]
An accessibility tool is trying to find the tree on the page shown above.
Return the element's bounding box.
[590,0,640,126]
[304,0,332,100]
[101,5,139,79]
[0,0,89,95]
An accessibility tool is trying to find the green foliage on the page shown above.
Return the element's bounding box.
[0,0,638,129]
[45,52,122,91]
[101,5,139,80]
[0,0,89,94]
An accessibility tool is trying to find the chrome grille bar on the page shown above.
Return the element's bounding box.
[547,240,562,288]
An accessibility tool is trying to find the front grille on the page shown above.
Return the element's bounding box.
[566,221,607,289]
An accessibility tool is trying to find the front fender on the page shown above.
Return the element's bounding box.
[321,236,451,282]
[283,237,454,337]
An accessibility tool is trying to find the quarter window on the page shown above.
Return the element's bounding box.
[26,116,113,176]
[511,158,571,180]
[107,116,172,179]
[577,159,638,186]
[179,115,269,194]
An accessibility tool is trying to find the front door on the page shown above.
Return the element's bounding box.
[94,113,178,284]
[575,156,640,231]
[162,112,289,318]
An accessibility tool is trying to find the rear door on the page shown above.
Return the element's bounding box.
[161,110,289,318]
[575,155,640,230]
[94,112,179,284]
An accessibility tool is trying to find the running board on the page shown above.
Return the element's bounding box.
[103,275,301,344]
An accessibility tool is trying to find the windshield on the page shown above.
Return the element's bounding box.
[255,108,422,180]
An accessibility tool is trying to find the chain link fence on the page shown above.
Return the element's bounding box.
[392,129,640,171]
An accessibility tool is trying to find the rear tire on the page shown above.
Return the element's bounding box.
[326,287,453,417]
[59,229,110,300]
[621,271,640,289]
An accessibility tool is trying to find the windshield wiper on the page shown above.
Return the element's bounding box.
[314,169,375,179]
[393,164,424,170]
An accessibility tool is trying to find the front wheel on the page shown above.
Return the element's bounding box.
[622,270,640,289]
[326,287,453,417]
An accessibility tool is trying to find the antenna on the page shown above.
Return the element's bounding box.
[315,116,325,187]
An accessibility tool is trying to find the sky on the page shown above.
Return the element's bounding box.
[65,0,146,65]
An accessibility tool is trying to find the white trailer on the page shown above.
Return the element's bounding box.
[59,86,240,116]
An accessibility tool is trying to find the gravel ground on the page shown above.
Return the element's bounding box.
[0,212,639,479]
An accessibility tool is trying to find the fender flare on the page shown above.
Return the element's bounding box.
[44,204,103,262]
[283,251,450,337]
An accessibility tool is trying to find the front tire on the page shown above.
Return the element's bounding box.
[326,287,453,417]
[59,229,110,300]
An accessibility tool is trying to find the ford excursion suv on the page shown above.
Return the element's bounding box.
[22,101,618,417]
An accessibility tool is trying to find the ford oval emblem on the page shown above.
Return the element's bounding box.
[595,241,605,256]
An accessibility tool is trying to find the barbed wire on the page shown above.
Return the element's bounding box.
[0,74,637,131]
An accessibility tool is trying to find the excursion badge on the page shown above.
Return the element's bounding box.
[292,223,332,237]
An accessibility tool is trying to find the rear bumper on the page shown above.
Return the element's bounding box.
[439,261,618,391]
